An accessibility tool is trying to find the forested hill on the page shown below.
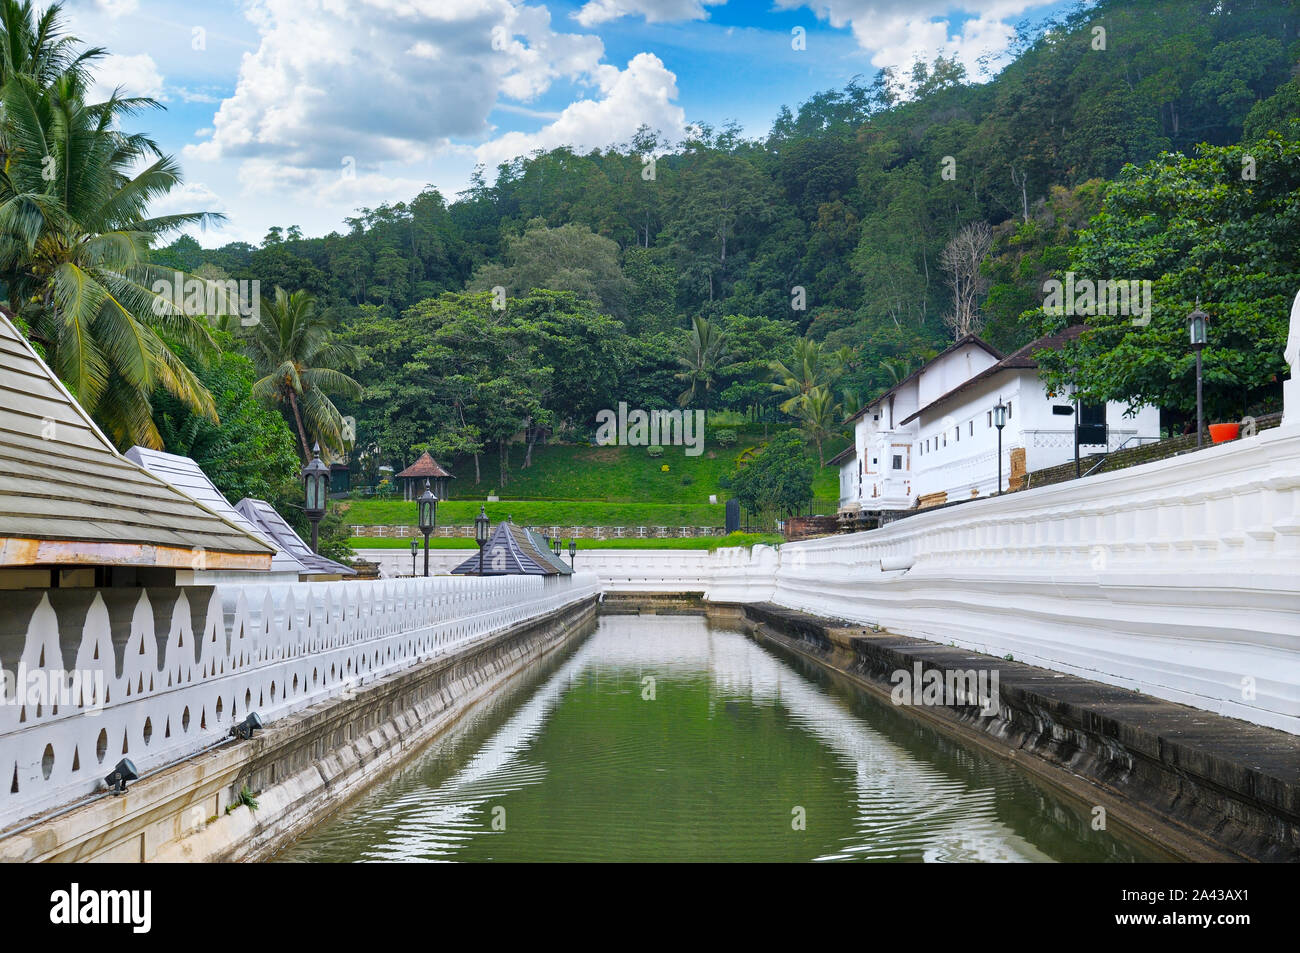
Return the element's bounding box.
[155,0,1300,473]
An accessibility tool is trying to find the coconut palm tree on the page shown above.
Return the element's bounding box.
[799,385,841,467]
[769,337,845,415]
[245,287,360,461]
[0,0,103,89]
[675,315,728,413]
[0,71,224,447]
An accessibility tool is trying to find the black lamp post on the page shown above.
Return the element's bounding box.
[410,537,417,577]
[568,538,576,569]
[992,398,1008,495]
[417,479,438,577]
[551,536,561,559]
[301,443,330,553]
[475,505,490,576]
[1188,302,1209,447]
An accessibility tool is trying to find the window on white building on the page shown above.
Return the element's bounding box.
[969,421,974,435]
[892,454,902,470]
[987,411,992,427]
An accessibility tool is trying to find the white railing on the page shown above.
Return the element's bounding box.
[0,572,598,829]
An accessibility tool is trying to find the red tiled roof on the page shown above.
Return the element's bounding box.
[395,451,453,479]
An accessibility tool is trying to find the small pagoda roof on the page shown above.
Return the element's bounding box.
[395,451,453,480]
[449,521,571,575]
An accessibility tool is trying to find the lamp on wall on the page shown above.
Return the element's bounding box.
[410,537,418,577]
[568,538,576,568]
[992,398,1008,495]
[233,712,263,740]
[104,758,138,794]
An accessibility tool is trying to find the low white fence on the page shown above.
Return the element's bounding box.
[0,573,598,829]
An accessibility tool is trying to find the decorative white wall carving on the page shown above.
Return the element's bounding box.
[0,573,597,829]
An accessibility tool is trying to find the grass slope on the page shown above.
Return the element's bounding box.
[348,426,843,527]
[349,533,783,550]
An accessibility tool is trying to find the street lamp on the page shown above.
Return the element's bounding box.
[475,505,490,576]
[1188,302,1209,447]
[568,538,576,569]
[301,443,330,553]
[410,537,418,577]
[417,479,438,577]
[992,398,1008,495]
[551,536,562,559]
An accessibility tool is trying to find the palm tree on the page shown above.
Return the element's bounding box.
[0,1,103,89]
[769,337,845,415]
[675,315,728,413]
[799,385,841,467]
[0,71,225,447]
[245,287,360,461]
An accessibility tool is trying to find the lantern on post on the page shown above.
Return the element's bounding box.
[410,537,418,577]
[474,505,490,576]
[568,538,576,569]
[301,443,330,553]
[992,398,1008,495]
[417,479,438,577]
[1188,302,1209,447]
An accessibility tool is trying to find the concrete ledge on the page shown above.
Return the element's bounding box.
[724,602,1300,863]
[1,596,598,863]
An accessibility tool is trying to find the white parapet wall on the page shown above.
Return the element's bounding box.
[0,572,598,830]
[583,425,1300,735]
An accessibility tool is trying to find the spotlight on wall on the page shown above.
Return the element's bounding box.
[233,712,264,740]
[104,758,138,794]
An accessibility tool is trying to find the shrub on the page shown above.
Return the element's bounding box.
[647,445,664,458]
[716,428,738,446]
[681,474,694,486]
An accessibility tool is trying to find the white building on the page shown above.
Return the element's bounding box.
[834,327,1161,511]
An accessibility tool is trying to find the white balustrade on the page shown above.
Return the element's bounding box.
[0,572,598,829]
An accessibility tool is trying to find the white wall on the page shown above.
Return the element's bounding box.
[0,572,598,828]
[589,425,1300,734]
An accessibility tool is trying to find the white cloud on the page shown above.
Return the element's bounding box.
[476,52,686,167]
[186,0,606,173]
[92,0,140,16]
[92,52,165,100]
[777,1,1044,80]
[574,0,725,27]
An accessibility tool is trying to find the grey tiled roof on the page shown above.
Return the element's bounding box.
[449,521,571,575]
[125,447,308,576]
[233,498,355,577]
[0,313,275,568]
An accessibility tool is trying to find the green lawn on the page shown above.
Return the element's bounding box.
[345,426,842,527]
[348,532,783,551]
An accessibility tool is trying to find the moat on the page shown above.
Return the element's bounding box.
[277,614,1164,863]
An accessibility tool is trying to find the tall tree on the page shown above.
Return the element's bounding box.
[0,71,222,447]
[245,287,360,461]
[675,315,728,412]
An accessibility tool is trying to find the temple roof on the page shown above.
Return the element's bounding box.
[395,451,453,480]
[0,313,273,570]
[449,521,572,575]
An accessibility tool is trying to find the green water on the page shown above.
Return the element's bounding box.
[276,615,1163,863]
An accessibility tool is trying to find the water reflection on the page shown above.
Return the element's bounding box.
[277,615,1158,863]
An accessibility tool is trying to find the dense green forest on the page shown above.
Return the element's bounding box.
[147,0,1300,491]
[7,0,1300,523]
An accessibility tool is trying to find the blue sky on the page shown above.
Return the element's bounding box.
[62,0,1075,246]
